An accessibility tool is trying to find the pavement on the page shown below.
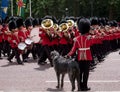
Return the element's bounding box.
[0,51,120,92]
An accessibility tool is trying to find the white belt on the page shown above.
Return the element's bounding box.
[79,48,90,51]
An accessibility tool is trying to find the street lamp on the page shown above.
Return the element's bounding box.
[65,7,69,16]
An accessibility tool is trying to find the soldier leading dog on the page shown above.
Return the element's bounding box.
[50,50,81,91]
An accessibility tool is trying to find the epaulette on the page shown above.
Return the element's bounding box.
[73,37,77,42]
[87,35,92,40]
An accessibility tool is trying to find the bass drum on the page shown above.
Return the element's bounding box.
[30,27,41,43]
[18,42,27,54]
[25,38,33,49]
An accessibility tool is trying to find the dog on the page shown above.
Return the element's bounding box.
[50,50,81,91]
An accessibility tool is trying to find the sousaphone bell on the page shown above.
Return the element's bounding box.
[41,19,53,29]
[59,23,69,32]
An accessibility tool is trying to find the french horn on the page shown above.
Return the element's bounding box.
[41,19,53,29]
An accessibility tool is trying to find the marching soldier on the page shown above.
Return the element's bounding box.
[38,16,54,66]
[16,17,28,62]
[24,17,37,60]
[7,20,23,64]
[0,17,3,59]
[58,19,70,56]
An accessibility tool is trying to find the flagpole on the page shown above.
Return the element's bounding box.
[29,0,31,17]
[11,0,13,16]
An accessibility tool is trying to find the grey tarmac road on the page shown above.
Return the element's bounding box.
[0,51,120,92]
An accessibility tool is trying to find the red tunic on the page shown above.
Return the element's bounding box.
[39,28,51,46]
[73,28,80,37]
[18,27,27,42]
[9,31,20,48]
[68,34,93,61]
[0,25,3,42]
[47,28,59,46]
[59,32,69,45]
[2,25,8,41]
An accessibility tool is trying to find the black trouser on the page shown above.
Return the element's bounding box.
[23,44,40,60]
[2,41,11,57]
[8,48,21,63]
[59,44,70,56]
[38,45,53,66]
[0,42,2,57]
[78,61,90,89]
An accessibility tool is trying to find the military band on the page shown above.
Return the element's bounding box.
[0,16,120,67]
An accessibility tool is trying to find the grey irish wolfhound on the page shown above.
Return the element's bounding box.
[50,50,81,91]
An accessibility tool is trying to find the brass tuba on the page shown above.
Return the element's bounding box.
[41,19,53,29]
[67,20,75,28]
[53,23,59,31]
[59,23,69,32]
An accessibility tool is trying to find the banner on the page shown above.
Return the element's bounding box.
[16,0,27,17]
[1,0,9,20]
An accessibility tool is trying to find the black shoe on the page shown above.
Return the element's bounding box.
[7,58,12,63]
[0,57,3,59]
[17,61,23,65]
[33,57,37,60]
[81,87,91,91]
[23,59,28,62]
[38,62,46,65]
[50,63,53,67]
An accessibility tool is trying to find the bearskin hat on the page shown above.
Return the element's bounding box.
[52,16,58,24]
[8,16,17,23]
[16,17,24,28]
[69,16,77,22]
[78,18,91,35]
[39,18,42,25]
[113,20,118,27]
[32,18,39,27]
[100,17,106,26]
[43,15,52,20]
[8,20,17,31]
[59,18,67,25]
[25,18,33,28]
[90,17,98,26]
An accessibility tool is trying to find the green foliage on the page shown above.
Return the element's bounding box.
[2,0,120,21]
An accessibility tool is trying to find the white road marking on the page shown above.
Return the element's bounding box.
[95,91,120,92]
[46,80,120,83]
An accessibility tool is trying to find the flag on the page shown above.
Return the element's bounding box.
[16,0,27,17]
[1,0,9,20]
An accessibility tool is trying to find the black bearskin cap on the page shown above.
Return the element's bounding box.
[8,16,18,22]
[59,18,67,25]
[32,18,39,27]
[100,17,106,26]
[52,16,58,24]
[91,17,98,25]
[16,17,24,28]
[64,16,69,20]
[25,18,33,27]
[39,18,42,25]
[78,18,91,35]
[43,15,52,20]
[8,20,17,31]
[112,20,118,27]
[69,16,77,22]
